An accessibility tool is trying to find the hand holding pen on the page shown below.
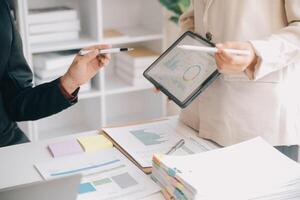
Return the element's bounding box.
[61,44,112,95]
[214,42,258,77]
[61,45,134,95]
[178,41,258,78]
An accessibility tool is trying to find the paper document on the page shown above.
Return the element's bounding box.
[35,148,160,200]
[152,137,300,200]
[103,117,219,168]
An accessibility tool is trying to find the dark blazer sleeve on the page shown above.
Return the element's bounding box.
[1,1,77,121]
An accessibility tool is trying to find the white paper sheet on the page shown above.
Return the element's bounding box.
[35,148,160,200]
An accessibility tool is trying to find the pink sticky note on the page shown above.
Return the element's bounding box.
[48,140,84,158]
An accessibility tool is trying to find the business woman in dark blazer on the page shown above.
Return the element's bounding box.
[0,0,111,147]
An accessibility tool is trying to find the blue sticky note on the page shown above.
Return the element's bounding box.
[78,183,96,194]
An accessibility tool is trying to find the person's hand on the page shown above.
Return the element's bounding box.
[153,87,172,101]
[215,41,258,76]
[61,44,111,94]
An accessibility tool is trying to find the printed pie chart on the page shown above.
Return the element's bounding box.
[183,65,202,81]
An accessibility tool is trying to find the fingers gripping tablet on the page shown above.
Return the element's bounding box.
[143,31,220,108]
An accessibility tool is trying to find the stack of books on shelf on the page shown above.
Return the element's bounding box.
[115,47,158,86]
[152,137,300,200]
[28,6,80,44]
[33,51,91,92]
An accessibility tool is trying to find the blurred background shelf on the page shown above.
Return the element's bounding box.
[13,0,167,141]
[103,27,163,45]
[104,74,153,95]
[78,89,102,100]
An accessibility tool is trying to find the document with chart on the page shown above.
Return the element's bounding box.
[35,148,160,200]
[102,117,219,172]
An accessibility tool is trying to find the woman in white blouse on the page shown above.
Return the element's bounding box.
[178,0,300,160]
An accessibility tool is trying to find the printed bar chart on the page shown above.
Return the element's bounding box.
[130,129,167,146]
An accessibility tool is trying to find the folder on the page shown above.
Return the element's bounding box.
[102,117,219,174]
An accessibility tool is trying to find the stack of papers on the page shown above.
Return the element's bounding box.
[152,137,300,200]
[115,47,158,86]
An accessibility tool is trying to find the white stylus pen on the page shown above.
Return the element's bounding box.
[178,45,251,56]
[79,48,134,56]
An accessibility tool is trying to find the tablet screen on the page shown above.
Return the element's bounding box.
[145,32,217,103]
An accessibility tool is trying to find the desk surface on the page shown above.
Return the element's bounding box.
[0,130,164,200]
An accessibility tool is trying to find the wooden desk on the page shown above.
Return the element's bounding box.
[0,130,164,200]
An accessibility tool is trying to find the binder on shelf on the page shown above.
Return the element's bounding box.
[28,6,78,24]
[29,20,80,35]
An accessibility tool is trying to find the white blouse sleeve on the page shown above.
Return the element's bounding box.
[249,0,300,80]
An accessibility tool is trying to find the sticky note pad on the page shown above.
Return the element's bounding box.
[77,135,113,152]
[48,140,84,158]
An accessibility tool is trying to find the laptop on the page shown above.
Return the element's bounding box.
[0,175,81,200]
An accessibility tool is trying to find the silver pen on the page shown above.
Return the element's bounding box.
[166,139,185,155]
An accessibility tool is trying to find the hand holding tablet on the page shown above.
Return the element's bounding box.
[143,31,220,108]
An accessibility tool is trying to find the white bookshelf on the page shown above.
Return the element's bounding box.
[13,0,166,141]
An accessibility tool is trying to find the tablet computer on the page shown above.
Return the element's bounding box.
[143,31,220,108]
